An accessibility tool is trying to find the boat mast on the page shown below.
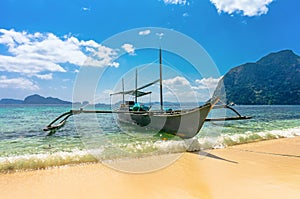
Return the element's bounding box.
[159,48,163,111]
[122,78,125,104]
[135,68,138,103]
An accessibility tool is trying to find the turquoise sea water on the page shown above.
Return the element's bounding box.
[0,104,299,173]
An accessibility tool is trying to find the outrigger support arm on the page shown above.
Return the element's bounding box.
[43,109,148,135]
[205,105,252,122]
[43,110,77,135]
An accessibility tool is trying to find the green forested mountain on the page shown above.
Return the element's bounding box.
[214,50,300,105]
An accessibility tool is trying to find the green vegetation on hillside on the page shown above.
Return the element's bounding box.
[214,50,300,105]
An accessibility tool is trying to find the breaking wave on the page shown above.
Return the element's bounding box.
[1,126,299,173]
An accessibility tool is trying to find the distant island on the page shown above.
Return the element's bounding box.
[0,94,72,105]
[214,50,300,105]
[0,94,196,107]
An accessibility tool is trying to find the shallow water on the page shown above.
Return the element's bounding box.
[0,104,299,172]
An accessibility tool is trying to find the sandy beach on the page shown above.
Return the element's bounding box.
[1,136,299,199]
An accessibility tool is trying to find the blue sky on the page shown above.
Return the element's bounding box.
[0,0,299,103]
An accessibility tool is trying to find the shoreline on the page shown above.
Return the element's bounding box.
[1,136,300,199]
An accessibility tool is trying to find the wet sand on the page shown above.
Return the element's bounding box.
[1,137,300,199]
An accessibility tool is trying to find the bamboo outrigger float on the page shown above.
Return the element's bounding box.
[44,49,251,138]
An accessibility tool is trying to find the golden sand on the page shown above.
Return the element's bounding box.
[1,137,300,199]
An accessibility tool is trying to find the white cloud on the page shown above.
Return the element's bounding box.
[163,0,187,5]
[82,7,91,11]
[138,30,151,36]
[83,44,119,67]
[80,39,102,49]
[0,54,66,74]
[183,12,189,17]
[193,77,221,101]
[161,76,222,102]
[34,73,53,80]
[162,76,197,102]
[156,33,164,40]
[121,43,135,55]
[0,76,39,91]
[0,29,121,97]
[194,76,222,91]
[163,76,189,86]
[0,29,120,77]
[210,0,274,17]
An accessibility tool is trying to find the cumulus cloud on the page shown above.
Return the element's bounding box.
[0,76,39,91]
[163,0,187,5]
[138,30,151,36]
[0,28,121,93]
[194,76,222,91]
[162,76,197,102]
[210,0,274,17]
[163,76,189,87]
[0,29,120,77]
[83,44,119,67]
[0,54,66,74]
[121,43,135,55]
[162,76,222,102]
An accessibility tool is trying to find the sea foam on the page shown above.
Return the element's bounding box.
[1,127,299,173]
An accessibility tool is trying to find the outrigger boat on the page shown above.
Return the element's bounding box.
[44,49,251,139]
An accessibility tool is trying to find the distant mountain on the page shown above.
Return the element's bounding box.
[24,94,71,104]
[0,94,71,104]
[214,50,300,105]
[0,98,23,104]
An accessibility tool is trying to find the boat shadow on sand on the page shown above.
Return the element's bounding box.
[191,150,238,164]
[192,148,300,164]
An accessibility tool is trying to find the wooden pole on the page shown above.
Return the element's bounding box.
[159,48,163,111]
[122,78,125,104]
[135,68,138,103]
